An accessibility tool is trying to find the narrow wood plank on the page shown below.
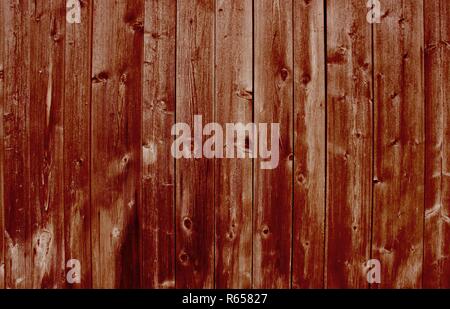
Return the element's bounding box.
[292,0,326,288]
[253,0,293,289]
[0,0,5,289]
[215,0,253,289]
[175,0,215,288]
[326,0,373,288]
[142,0,176,288]
[372,0,424,288]
[91,0,144,288]
[423,0,450,288]
[441,0,450,287]
[2,0,32,289]
[64,0,93,288]
[28,0,66,288]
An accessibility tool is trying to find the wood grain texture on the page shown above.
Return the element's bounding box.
[142,0,176,289]
[372,0,425,288]
[0,0,4,289]
[253,0,293,289]
[1,0,449,289]
[176,0,215,288]
[214,0,253,289]
[2,0,32,289]
[423,0,450,288]
[91,0,143,288]
[64,0,93,288]
[28,0,66,288]
[292,0,326,289]
[326,0,373,288]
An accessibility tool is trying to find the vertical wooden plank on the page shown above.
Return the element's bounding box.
[372,0,424,288]
[292,0,326,288]
[64,0,93,288]
[2,0,32,289]
[28,0,66,288]
[91,0,144,288]
[0,0,4,289]
[423,0,450,288]
[215,0,253,289]
[142,0,176,288]
[441,0,450,287]
[253,0,293,289]
[326,0,373,288]
[176,0,215,288]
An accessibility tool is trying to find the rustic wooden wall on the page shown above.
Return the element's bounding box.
[0,0,448,289]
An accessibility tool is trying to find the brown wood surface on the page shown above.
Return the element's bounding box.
[28,0,66,288]
[175,0,215,288]
[2,0,32,289]
[215,0,253,289]
[91,0,143,288]
[423,0,450,288]
[0,0,448,289]
[253,0,293,289]
[372,0,425,288]
[64,0,93,288]
[326,0,373,288]
[142,0,176,289]
[0,0,5,289]
[292,0,326,289]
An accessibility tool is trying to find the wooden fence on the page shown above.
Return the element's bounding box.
[0,0,448,288]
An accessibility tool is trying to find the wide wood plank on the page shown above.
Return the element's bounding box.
[91,0,144,288]
[2,0,32,289]
[142,0,176,288]
[215,0,253,289]
[175,0,215,288]
[372,0,425,288]
[28,0,66,288]
[423,0,450,288]
[253,0,293,289]
[64,0,93,288]
[292,0,326,288]
[326,0,373,288]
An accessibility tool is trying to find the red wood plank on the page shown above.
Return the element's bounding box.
[253,0,293,289]
[91,0,144,288]
[0,0,4,289]
[64,0,93,288]
[142,0,176,288]
[28,0,66,288]
[423,0,450,288]
[372,0,425,288]
[2,0,32,289]
[215,0,253,289]
[292,0,326,288]
[326,0,373,288]
[441,0,450,287]
[175,0,215,288]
